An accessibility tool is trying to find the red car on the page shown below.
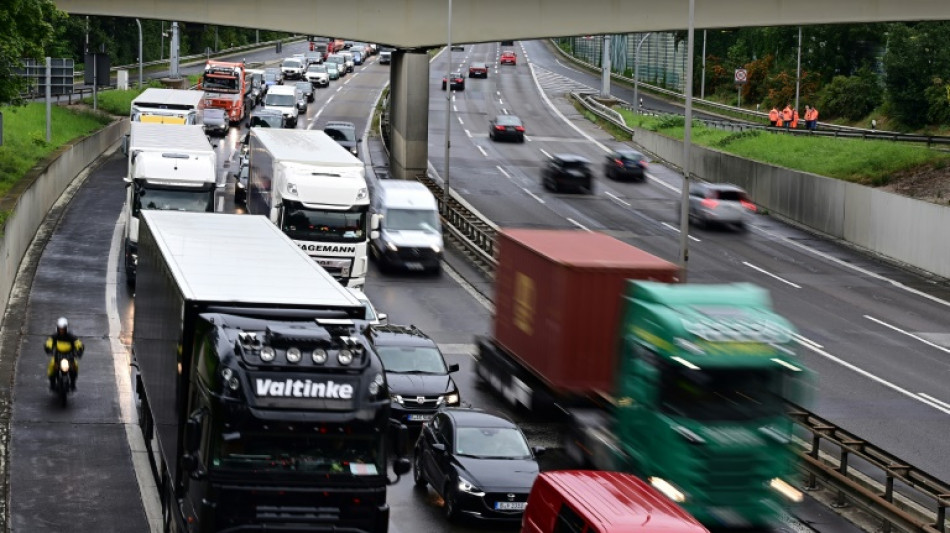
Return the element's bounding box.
[500,51,517,65]
[468,62,488,78]
[441,72,465,91]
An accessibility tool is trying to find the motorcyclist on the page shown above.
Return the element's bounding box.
[44,317,83,391]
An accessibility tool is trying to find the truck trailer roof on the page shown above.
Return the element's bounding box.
[130,122,214,153]
[139,211,363,309]
[132,88,205,109]
[499,228,681,272]
[251,128,364,168]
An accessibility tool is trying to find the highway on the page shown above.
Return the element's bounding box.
[3,36,943,533]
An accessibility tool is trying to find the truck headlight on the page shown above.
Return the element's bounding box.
[312,349,327,364]
[649,477,686,503]
[431,244,442,254]
[770,478,803,503]
[286,347,302,363]
[260,346,276,362]
[338,349,353,365]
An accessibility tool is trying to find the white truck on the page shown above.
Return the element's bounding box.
[246,128,372,288]
[123,122,218,283]
[130,88,205,125]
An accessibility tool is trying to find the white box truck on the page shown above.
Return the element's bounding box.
[123,122,218,283]
[246,128,372,288]
[130,88,205,125]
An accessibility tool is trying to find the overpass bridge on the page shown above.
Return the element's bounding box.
[53,0,950,177]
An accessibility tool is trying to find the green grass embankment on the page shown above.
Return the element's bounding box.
[617,108,950,186]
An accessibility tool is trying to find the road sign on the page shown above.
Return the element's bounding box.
[16,58,74,96]
[735,68,748,84]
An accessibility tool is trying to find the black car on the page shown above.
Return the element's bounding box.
[604,149,648,182]
[541,154,593,193]
[413,408,543,523]
[295,81,314,103]
[442,72,465,91]
[368,325,460,427]
[324,121,360,157]
[202,108,229,136]
[232,163,249,204]
[249,108,283,129]
[488,115,525,143]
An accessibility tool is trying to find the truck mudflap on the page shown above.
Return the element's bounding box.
[474,337,557,414]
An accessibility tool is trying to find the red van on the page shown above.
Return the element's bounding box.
[522,471,709,533]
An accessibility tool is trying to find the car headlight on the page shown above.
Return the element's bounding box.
[350,147,358,155]
[431,244,442,254]
[444,392,460,405]
[386,241,398,252]
[457,476,485,496]
[391,394,404,404]
[59,358,70,372]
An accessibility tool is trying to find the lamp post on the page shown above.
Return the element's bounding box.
[601,35,611,98]
[442,0,453,216]
[135,19,143,87]
[795,26,802,112]
[700,30,707,99]
[161,21,165,62]
[678,0,695,278]
[633,33,651,113]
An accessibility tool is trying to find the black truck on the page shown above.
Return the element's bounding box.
[133,210,409,533]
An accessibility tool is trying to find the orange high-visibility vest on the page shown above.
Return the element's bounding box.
[769,109,779,122]
[783,107,792,121]
[791,109,800,128]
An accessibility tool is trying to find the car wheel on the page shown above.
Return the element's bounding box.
[412,452,427,489]
[541,175,551,191]
[518,135,525,143]
[583,179,594,195]
[444,483,461,522]
[441,82,446,90]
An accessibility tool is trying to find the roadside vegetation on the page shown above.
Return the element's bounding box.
[615,108,950,186]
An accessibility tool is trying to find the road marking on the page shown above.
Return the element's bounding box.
[477,145,487,157]
[452,94,456,102]
[567,217,592,231]
[743,261,802,289]
[498,99,504,105]
[327,95,334,103]
[661,222,700,242]
[793,334,824,350]
[864,315,950,355]
[464,129,472,138]
[457,116,464,125]
[453,104,458,112]
[796,336,950,416]
[502,108,509,115]
[336,86,342,92]
[522,188,546,204]
[496,166,511,178]
[919,393,950,411]
[539,148,552,159]
[604,191,630,206]
[443,260,493,313]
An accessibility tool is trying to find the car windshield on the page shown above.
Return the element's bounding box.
[264,93,295,107]
[296,83,311,92]
[617,151,644,162]
[250,113,282,128]
[325,126,356,142]
[283,60,302,68]
[133,185,213,215]
[559,159,588,169]
[472,63,486,69]
[715,189,751,202]
[376,346,446,373]
[281,202,367,242]
[384,208,440,233]
[309,65,327,73]
[211,428,383,475]
[456,427,531,459]
[659,366,787,422]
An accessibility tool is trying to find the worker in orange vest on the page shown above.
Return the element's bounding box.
[791,108,800,129]
[782,105,793,130]
[768,106,779,127]
[808,106,819,131]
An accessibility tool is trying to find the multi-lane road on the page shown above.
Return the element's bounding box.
[4,36,945,533]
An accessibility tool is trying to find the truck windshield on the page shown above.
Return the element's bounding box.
[659,366,785,422]
[212,430,384,475]
[133,185,214,215]
[384,209,440,233]
[203,75,238,93]
[282,203,367,242]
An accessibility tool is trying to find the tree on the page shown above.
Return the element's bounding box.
[0,0,64,106]
[884,22,950,128]
[817,68,882,120]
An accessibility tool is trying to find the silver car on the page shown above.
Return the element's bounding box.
[687,182,756,230]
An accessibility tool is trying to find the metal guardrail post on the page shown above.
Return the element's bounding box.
[937,500,947,532]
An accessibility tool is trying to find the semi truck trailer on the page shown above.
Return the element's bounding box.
[133,211,409,533]
[475,229,809,528]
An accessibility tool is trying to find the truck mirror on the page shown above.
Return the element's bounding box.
[448,363,460,373]
[370,231,380,240]
[371,213,381,231]
[123,177,132,186]
[393,457,411,476]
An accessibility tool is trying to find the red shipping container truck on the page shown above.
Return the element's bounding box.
[484,229,680,400]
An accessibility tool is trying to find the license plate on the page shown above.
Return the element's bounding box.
[405,262,424,271]
[407,414,433,422]
[494,501,526,511]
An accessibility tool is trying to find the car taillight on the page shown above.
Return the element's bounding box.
[515,126,525,132]
[614,158,624,167]
[701,198,719,209]
[495,125,506,131]
[639,160,649,168]
[741,200,757,212]
[455,78,463,82]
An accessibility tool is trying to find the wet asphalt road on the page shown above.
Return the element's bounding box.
[1,39,919,533]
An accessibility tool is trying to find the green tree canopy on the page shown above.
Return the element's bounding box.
[0,0,63,106]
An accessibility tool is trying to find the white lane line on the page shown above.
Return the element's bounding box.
[793,334,824,350]
[661,222,701,242]
[336,86,343,92]
[605,191,630,207]
[539,148,552,159]
[498,99,504,105]
[496,166,512,179]
[919,393,950,411]
[477,145,487,157]
[502,108,509,115]
[864,315,950,355]
[743,261,802,289]
[453,105,458,112]
[796,336,950,416]
[457,116,465,125]
[464,129,472,138]
[567,217,592,232]
[452,94,456,102]
[522,188,546,204]
[327,95,335,103]
[527,63,613,157]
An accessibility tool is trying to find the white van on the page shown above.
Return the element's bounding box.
[261,85,299,128]
[370,180,443,274]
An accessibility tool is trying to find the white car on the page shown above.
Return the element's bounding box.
[280,58,305,80]
[347,288,388,325]
[305,64,330,88]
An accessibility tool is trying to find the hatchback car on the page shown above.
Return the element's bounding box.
[413,408,543,523]
[500,51,517,65]
[248,108,283,129]
[489,115,525,143]
[295,81,314,102]
[305,64,330,87]
[442,72,465,91]
[326,62,341,80]
[468,62,488,78]
[604,149,648,182]
[202,108,229,136]
[369,325,460,427]
[542,154,593,194]
[687,182,756,230]
[324,121,360,157]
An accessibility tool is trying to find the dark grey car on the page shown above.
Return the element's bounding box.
[541,154,593,194]
[324,121,360,157]
[295,81,314,103]
[604,149,648,182]
[202,108,229,136]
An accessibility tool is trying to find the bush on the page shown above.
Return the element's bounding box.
[817,68,882,121]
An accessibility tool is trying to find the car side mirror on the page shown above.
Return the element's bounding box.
[432,443,446,453]
[121,134,130,156]
[378,313,388,324]
[532,445,547,457]
[448,363,460,373]
[185,418,202,454]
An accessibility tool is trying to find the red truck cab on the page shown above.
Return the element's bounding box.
[522,471,709,533]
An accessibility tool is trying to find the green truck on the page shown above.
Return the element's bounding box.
[475,229,809,528]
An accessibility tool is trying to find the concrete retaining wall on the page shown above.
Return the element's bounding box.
[635,127,950,279]
[0,119,128,330]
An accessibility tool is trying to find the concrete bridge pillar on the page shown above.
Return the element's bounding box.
[388,50,430,180]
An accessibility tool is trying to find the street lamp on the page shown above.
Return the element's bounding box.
[135,18,143,88]
[678,0,696,278]
[161,21,165,62]
[442,0,453,216]
[795,26,802,112]
[633,33,651,113]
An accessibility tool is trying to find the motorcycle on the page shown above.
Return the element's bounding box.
[52,351,77,406]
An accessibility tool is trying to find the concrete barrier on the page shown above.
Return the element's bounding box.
[0,119,129,331]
